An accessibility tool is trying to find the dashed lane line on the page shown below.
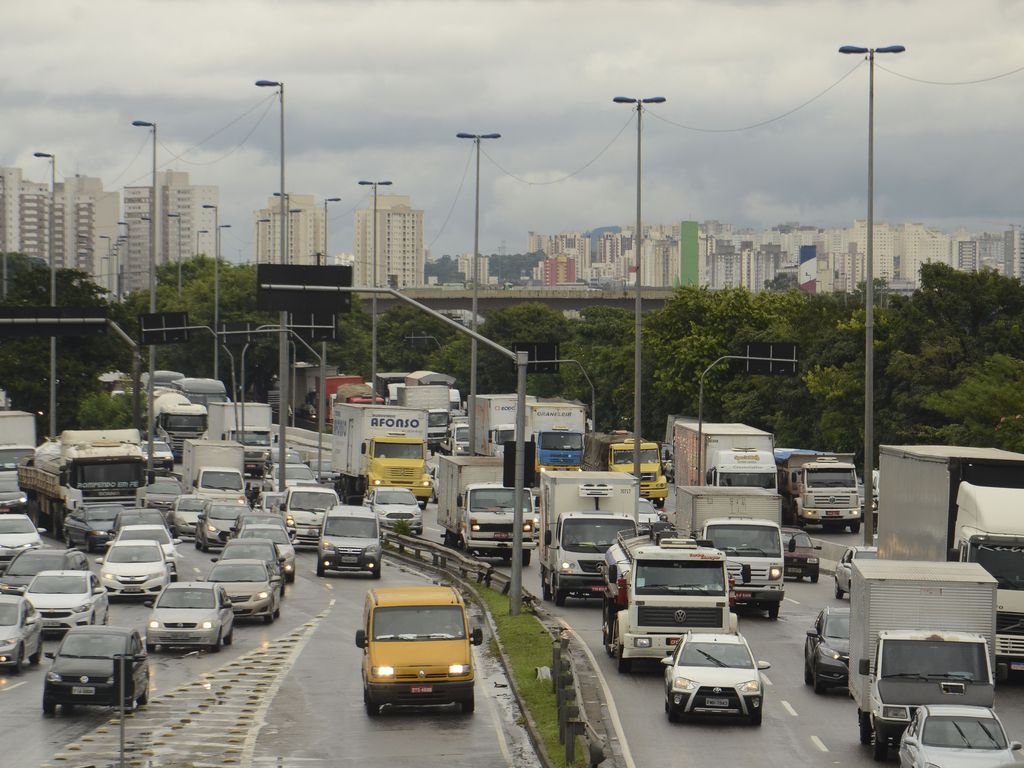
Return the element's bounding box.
[761,673,773,686]
[785,597,801,605]
[780,700,798,717]
[811,735,829,752]
[0,681,26,693]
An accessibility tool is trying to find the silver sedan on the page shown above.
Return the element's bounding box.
[145,582,234,652]
[898,704,1022,767]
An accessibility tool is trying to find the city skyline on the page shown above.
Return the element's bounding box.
[2,1,1023,265]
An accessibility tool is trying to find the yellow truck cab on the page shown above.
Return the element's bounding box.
[355,585,483,716]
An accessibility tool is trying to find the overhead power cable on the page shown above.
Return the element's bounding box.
[427,142,474,249]
[876,61,1024,85]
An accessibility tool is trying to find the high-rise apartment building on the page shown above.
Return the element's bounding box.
[353,195,424,289]
[252,194,325,266]
[456,252,490,285]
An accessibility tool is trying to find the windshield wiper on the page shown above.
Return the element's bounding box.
[696,648,728,667]
[951,720,971,747]
[976,720,1001,748]
[880,672,928,679]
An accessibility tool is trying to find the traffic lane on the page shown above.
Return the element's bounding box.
[0,537,337,766]
[254,558,534,768]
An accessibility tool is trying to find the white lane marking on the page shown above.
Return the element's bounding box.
[760,673,772,686]
[810,735,829,752]
[193,567,201,573]
[781,700,798,717]
[328,598,336,607]
[785,597,800,605]
[322,582,333,591]
[556,618,636,768]
[476,644,514,766]
[0,681,26,693]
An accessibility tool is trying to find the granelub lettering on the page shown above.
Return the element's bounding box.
[369,416,421,429]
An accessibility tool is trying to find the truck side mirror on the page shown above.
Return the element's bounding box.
[740,563,752,584]
[456,493,463,508]
[788,537,796,553]
[471,627,483,646]
[544,530,552,546]
[607,564,617,583]
[361,444,366,455]
[858,658,870,676]
[355,629,366,648]
[997,662,1009,683]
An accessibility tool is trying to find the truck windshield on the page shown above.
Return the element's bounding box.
[455,425,468,441]
[973,544,1024,590]
[372,605,465,641]
[162,414,206,430]
[635,560,726,595]
[539,432,583,451]
[201,471,243,491]
[806,468,857,488]
[181,393,228,408]
[611,448,660,465]
[494,428,515,445]
[75,462,143,492]
[235,431,270,447]
[0,447,33,471]
[469,489,530,515]
[716,471,777,490]
[561,519,636,553]
[705,524,781,557]
[428,412,449,428]
[372,442,423,460]
[880,639,987,682]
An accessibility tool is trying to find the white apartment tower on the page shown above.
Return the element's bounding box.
[253,194,325,266]
[353,195,424,289]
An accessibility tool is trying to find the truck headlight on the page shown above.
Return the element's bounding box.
[207,524,218,533]
[421,480,431,487]
[769,566,783,580]
[737,679,761,693]
[882,705,910,721]
[672,676,697,692]
[633,637,652,648]
[148,620,160,629]
[559,561,575,573]
[523,523,532,532]
[372,666,395,677]
[448,664,468,675]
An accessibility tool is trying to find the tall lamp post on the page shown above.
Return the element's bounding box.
[318,196,341,477]
[256,78,290,491]
[613,95,665,519]
[256,218,271,263]
[167,211,183,297]
[99,235,112,294]
[456,132,500,456]
[358,179,392,397]
[32,151,57,439]
[839,44,905,546]
[202,204,226,379]
[132,119,159,475]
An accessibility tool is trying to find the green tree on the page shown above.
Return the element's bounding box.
[77,391,134,429]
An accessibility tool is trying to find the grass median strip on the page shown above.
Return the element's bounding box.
[477,586,583,768]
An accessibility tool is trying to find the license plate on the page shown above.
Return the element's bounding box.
[0,507,9,513]
[825,510,840,517]
[410,685,433,694]
[734,591,751,599]
[1011,662,1024,671]
[590,585,605,592]
[340,556,358,564]
[122,587,143,593]
[705,697,729,707]
[667,637,680,646]
[71,686,95,696]
[494,532,510,540]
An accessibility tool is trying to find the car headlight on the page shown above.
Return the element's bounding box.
[104,676,114,684]
[559,561,575,573]
[363,545,381,557]
[807,557,819,564]
[73,603,92,613]
[0,639,17,651]
[207,524,218,533]
[201,620,214,629]
[672,676,697,692]
[258,591,269,599]
[46,671,61,682]
[448,663,469,675]
[283,563,293,572]
[769,566,783,580]
[103,573,117,581]
[372,666,395,677]
[882,705,910,720]
[737,679,761,693]
[148,620,160,629]
[818,645,842,661]
[523,523,532,532]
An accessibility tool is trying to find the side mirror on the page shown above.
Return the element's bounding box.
[544,530,552,546]
[471,627,483,646]
[1011,742,1023,751]
[814,545,822,551]
[858,658,870,676]
[104,540,114,548]
[25,615,38,625]
[211,557,219,563]
[787,537,796,553]
[355,629,366,649]
[37,527,47,534]
[806,628,817,638]
[607,565,618,583]
[661,656,674,666]
[96,558,105,564]
[172,538,182,545]
[756,660,771,670]
[143,600,154,607]
[93,587,105,595]
[134,653,147,662]
[45,651,55,659]
[456,493,463,508]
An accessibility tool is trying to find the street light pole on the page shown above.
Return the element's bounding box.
[256,79,290,492]
[99,235,112,295]
[319,196,341,477]
[456,132,500,456]
[33,151,57,439]
[358,180,392,397]
[202,204,225,379]
[167,212,182,297]
[132,119,158,476]
[256,218,271,264]
[839,43,905,546]
[613,95,665,520]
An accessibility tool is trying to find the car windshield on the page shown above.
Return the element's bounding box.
[0,604,18,625]
[147,480,181,494]
[784,531,814,548]
[6,552,65,576]
[824,613,850,639]
[538,432,583,451]
[28,574,88,594]
[119,528,171,545]
[208,505,241,521]
[880,639,987,682]
[371,442,422,460]
[0,516,35,534]
[375,490,417,506]
[921,715,1007,749]
[241,528,289,545]
[201,471,243,491]
[705,524,782,557]
[85,507,121,523]
[106,544,162,564]
[157,587,215,609]
[635,561,726,595]
[288,491,336,511]
[561,519,636,553]
[284,464,315,482]
[117,512,165,528]
[209,564,266,582]
[323,517,378,539]
[372,605,466,641]
[58,632,127,658]
[678,641,754,669]
[0,476,22,493]
[224,544,273,561]
[153,442,172,454]
[175,498,206,512]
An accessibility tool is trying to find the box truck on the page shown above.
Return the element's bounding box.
[583,431,669,507]
[527,400,587,471]
[0,410,37,472]
[473,394,536,457]
[397,385,451,452]
[671,419,776,490]
[181,439,246,504]
[206,402,272,477]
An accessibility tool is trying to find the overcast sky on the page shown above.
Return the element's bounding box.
[3,1,1024,263]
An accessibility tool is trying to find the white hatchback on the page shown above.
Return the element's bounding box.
[25,570,109,631]
[98,540,171,599]
[111,524,181,580]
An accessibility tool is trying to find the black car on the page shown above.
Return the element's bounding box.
[0,474,28,515]
[109,508,167,537]
[42,626,150,714]
[0,548,89,594]
[214,539,285,596]
[804,605,850,694]
[63,504,124,552]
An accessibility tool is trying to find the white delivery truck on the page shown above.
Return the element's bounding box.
[539,471,637,606]
[436,455,537,564]
[473,394,537,457]
[397,385,450,453]
[849,559,1001,761]
[671,419,776,490]
[332,403,432,506]
[207,402,273,477]
[181,439,246,504]
[0,410,37,472]
[526,400,587,471]
[152,390,208,459]
[674,486,785,619]
[602,531,734,673]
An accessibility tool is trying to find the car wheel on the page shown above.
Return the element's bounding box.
[210,632,222,653]
[136,680,149,706]
[316,559,325,577]
[834,579,844,599]
[521,550,531,566]
[194,538,201,550]
[813,669,827,695]
[811,572,820,584]
[223,629,233,646]
[372,565,382,580]
[263,612,274,624]
[872,732,887,761]
[146,643,156,653]
[9,643,23,675]
[460,695,475,714]
[767,603,780,620]
[749,707,763,726]
[804,660,813,686]
[42,697,56,715]
[287,572,295,583]
[364,689,379,717]
[553,576,567,607]
[28,640,41,665]
[849,521,861,534]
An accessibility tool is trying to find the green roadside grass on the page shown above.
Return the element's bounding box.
[477,586,584,768]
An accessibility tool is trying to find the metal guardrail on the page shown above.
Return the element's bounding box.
[381,531,521,599]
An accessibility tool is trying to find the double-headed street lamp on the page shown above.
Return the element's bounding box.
[132,119,159,474]
[456,132,500,456]
[256,218,271,264]
[839,44,905,545]
[358,179,392,397]
[167,211,184,297]
[32,151,57,439]
[322,197,341,266]
[202,204,228,379]
[613,95,665,519]
[255,78,290,491]
[99,235,112,295]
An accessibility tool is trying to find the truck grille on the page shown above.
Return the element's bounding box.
[637,606,724,628]
[474,523,513,533]
[577,560,602,575]
[997,611,1024,636]
[808,492,857,507]
[640,472,656,482]
[726,562,770,582]
[385,467,417,481]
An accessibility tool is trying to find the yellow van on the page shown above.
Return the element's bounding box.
[355,585,483,715]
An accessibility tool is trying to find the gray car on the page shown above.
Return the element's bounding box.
[169,494,205,539]
[236,525,296,583]
[206,559,279,623]
[139,476,184,513]
[316,505,382,578]
[898,704,1022,767]
[145,581,234,652]
[0,594,43,672]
